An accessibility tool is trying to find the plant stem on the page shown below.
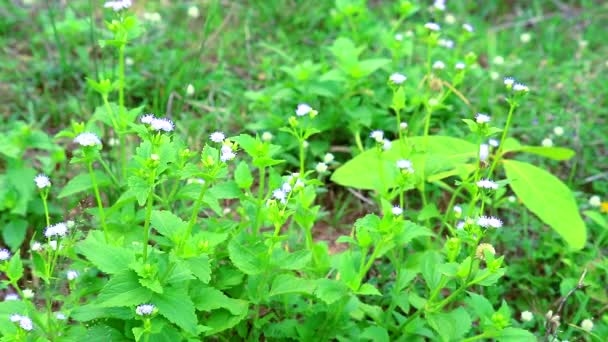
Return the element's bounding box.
[88,161,108,241]
[299,138,305,175]
[40,191,50,227]
[488,102,517,176]
[177,183,208,254]
[462,332,491,342]
[142,170,156,263]
[118,44,127,180]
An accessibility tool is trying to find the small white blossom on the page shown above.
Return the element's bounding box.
[323,153,335,163]
[444,14,456,24]
[104,0,131,11]
[187,6,200,18]
[432,61,445,70]
[475,113,491,124]
[294,178,305,190]
[424,22,441,31]
[433,0,446,11]
[589,195,601,207]
[31,242,42,252]
[0,249,10,261]
[10,314,22,322]
[396,159,414,173]
[44,223,69,238]
[22,289,34,299]
[513,83,529,92]
[136,304,155,316]
[125,57,134,66]
[261,131,273,142]
[453,205,462,215]
[281,182,292,194]
[455,62,465,70]
[479,144,489,162]
[74,132,102,147]
[186,84,195,96]
[316,162,328,173]
[541,138,553,147]
[150,118,174,132]
[370,130,384,143]
[48,240,59,251]
[462,23,474,32]
[477,179,498,190]
[272,189,287,203]
[489,139,499,147]
[521,311,533,322]
[503,77,514,87]
[20,316,34,331]
[508,196,516,203]
[456,221,465,230]
[581,318,594,332]
[520,32,532,43]
[382,139,392,151]
[493,56,504,65]
[438,39,454,49]
[210,131,226,143]
[392,206,403,216]
[5,294,19,301]
[400,122,408,130]
[143,12,162,22]
[56,313,67,320]
[67,270,79,281]
[295,103,313,116]
[302,141,309,148]
[394,33,403,41]
[220,151,236,162]
[34,174,51,189]
[553,126,564,136]
[140,114,156,124]
[389,73,407,84]
[477,216,503,228]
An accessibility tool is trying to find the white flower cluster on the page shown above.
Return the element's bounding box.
[220,144,236,162]
[140,114,174,132]
[295,103,313,116]
[67,270,79,281]
[74,132,102,147]
[9,314,33,331]
[136,304,155,316]
[209,131,225,143]
[475,113,491,124]
[103,0,131,11]
[34,174,51,189]
[392,206,403,216]
[389,73,407,84]
[0,249,10,261]
[424,22,441,31]
[396,159,414,173]
[44,222,69,238]
[477,216,503,228]
[476,179,498,190]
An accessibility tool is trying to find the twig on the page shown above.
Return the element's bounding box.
[346,188,375,206]
[544,268,588,341]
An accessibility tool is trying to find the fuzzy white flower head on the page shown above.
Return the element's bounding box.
[220,150,236,162]
[489,139,499,147]
[209,131,226,143]
[323,153,335,163]
[74,132,102,147]
[187,6,200,18]
[475,113,491,124]
[513,83,529,92]
[392,206,403,216]
[55,313,67,320]
[520,32,532,44]
[400,122,408,130]
[136,304,155,316]
[493,56,504,65]
[143,12,162,22]
[34,174,51,189]
[541,138,553,147]
[589,195,601,207]
[477,179,498,190]
[396,159,413,173]
[67,270,79,281]
[10,314,22,322]
[444,14,456,24]
[456,221,465,230]
[150,154,160,161]
[424,22,441,31]
[31,241,42,252]
[581,318,594,332]
[186,84,195,96]
[477,216,503,228]
[295,103,313,116]
[261,131,273,142]
[455,62,465,70]
[490,71,499,80]
[44,222,69,238]
[389,73,407,84]
[508,195,516,203]
[150,118,175,132]
[453,205,462,214]
[394,33,403,41]
[48,240,59,251]
[370,130,384,143]
[521,311,533,322]
[281,182,292,194]
[553,126,564,136]
[5,294,19,301]
[462,23,474,32]
[315,162,328,173]
[382,139,392,151]
[479,144,489,162]
[503,77,514,87]
[22,289,34,299]
[433,0,446,11]
[104,0,132,11]
[272,189,287,203]
[140,114,156,124]
[0,249,11,261]
[438,39,454,49]
[432,61,445,70]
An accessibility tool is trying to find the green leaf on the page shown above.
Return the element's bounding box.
[584,210,607,229]
[152,285,197,334]
[227,238,266,275]
[274,249,312,271]
[98,271,152,307]
[496,327,536,342]
[360,326,390,342]
[77,231,135,274]
[6,253,23,282]
[127,175,150,206]
[427,307,472,342]
[269,274,316,297]
[504,159,586,249]
[356,283,381,296]
[314,279,348,304]
[234,161,253,189]
[150,210,187,241]
[58,172,111,199]
[504,146,575,161]
[465,292,494,319]
[186,255,211,283]
[420,251,443,291]
[191,285,248,315]
[2,219,27,250]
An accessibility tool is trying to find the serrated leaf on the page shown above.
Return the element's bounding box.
[152,285,197,334]
[58,172,111,199]
[234,161,253,189]
[191,285,248,315]
[427,307,472,342]
[496,327,536,342]
[127,175,150,206]
[269,274,316,297]
[6,253,23,282]
[98,271,152,307]
[227,238,266,275]
[150,210,187,241]
[2,219,27,250]
[314,279,348,304]
[504,159,586,249]
[77,231,135,274]
[186,255,211,283]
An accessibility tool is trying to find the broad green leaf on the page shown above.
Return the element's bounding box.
[427,307,472,342]
[496,327,536,342]
[150,210,187,241]
[356,283,381,296]
[465,292,494,319]
[227,238,266,275]
[273,249,312,271]
[584,210,607,228]
[6,253,23,282]
[234,161,253,189]
[2,219,27,250]
[152,285,197,334]
[314,279,348,304]
[58,171,111,199]
[77,231,135,274]
[186,255,211,283]
[191,285,248,315]
[420,251,443,291]
[269,274,316,297]
[504,145,575,161]
[127,175,150,206]
[360,326,390,342]
[98,271,152,307]
[504,160,586,249]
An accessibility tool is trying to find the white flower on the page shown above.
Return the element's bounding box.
[295,103,313,116]
[187,6,200,18]
[125,57,134,66]
[475,113,491,124]
[521,311,533,322]
[140,114,156,124]
[520,32,532,43]
[294,178,305,190]
[302,141,309,148]
[589,195,601,207]
[323,153,335,163]
[383,139,392,151]
[477,179,498,190]
[462,23,474,32]
[55,312,67,320]
[315,162,328,173]
[553,126,564,136]
[513,83,529,92]
[261,131,273,142]
[479,144,489,162]
[432,61,445,70]
[389,73,407,84]
[74,132,102,147]
[22,289,34,299]
[424,22,441,31]
[541,138,553,147]
[396,159,414,173]
[5,294,19,301]
[400,122,408,130]
[150,118,174,132]
[31,242,42,252]
[0,249,10,261]
[136,304,155,316]
[490,71,499,80]
[209,131,226,143]
[581,318,594,332]
[394,33,403,41]
[489,139,499,147]
[433,0,446,11]
[444,14,456,24]
[477,216,503,228]
[48,240,59,251]
[508,195,516,203]
[143,12,162,22]
[392,206,403,216]
[19,316,33,331]
[104,0,131,11]
[67,270,79,281]
[10,314,21,322]
[503,77,514,87]
[455,62,465,70]
[453,205,462,215]
[220,150,236,162]
[150,154,159,161]
[438,39,454,49]
[186,84,195,96]
[272,189,287,203]
[370,130,384,142]
[44,223,69,238]
[34,174,51,189]
[281,182,292,194]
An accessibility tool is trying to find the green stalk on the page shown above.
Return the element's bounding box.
[488,102,517,176]
[118,44,127,180]
[40,191,50,227]
[299,138,305,175]
[177,183,208,254]
[142,170,156,263]
[461,333,491,342]
[88,160,108,241]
